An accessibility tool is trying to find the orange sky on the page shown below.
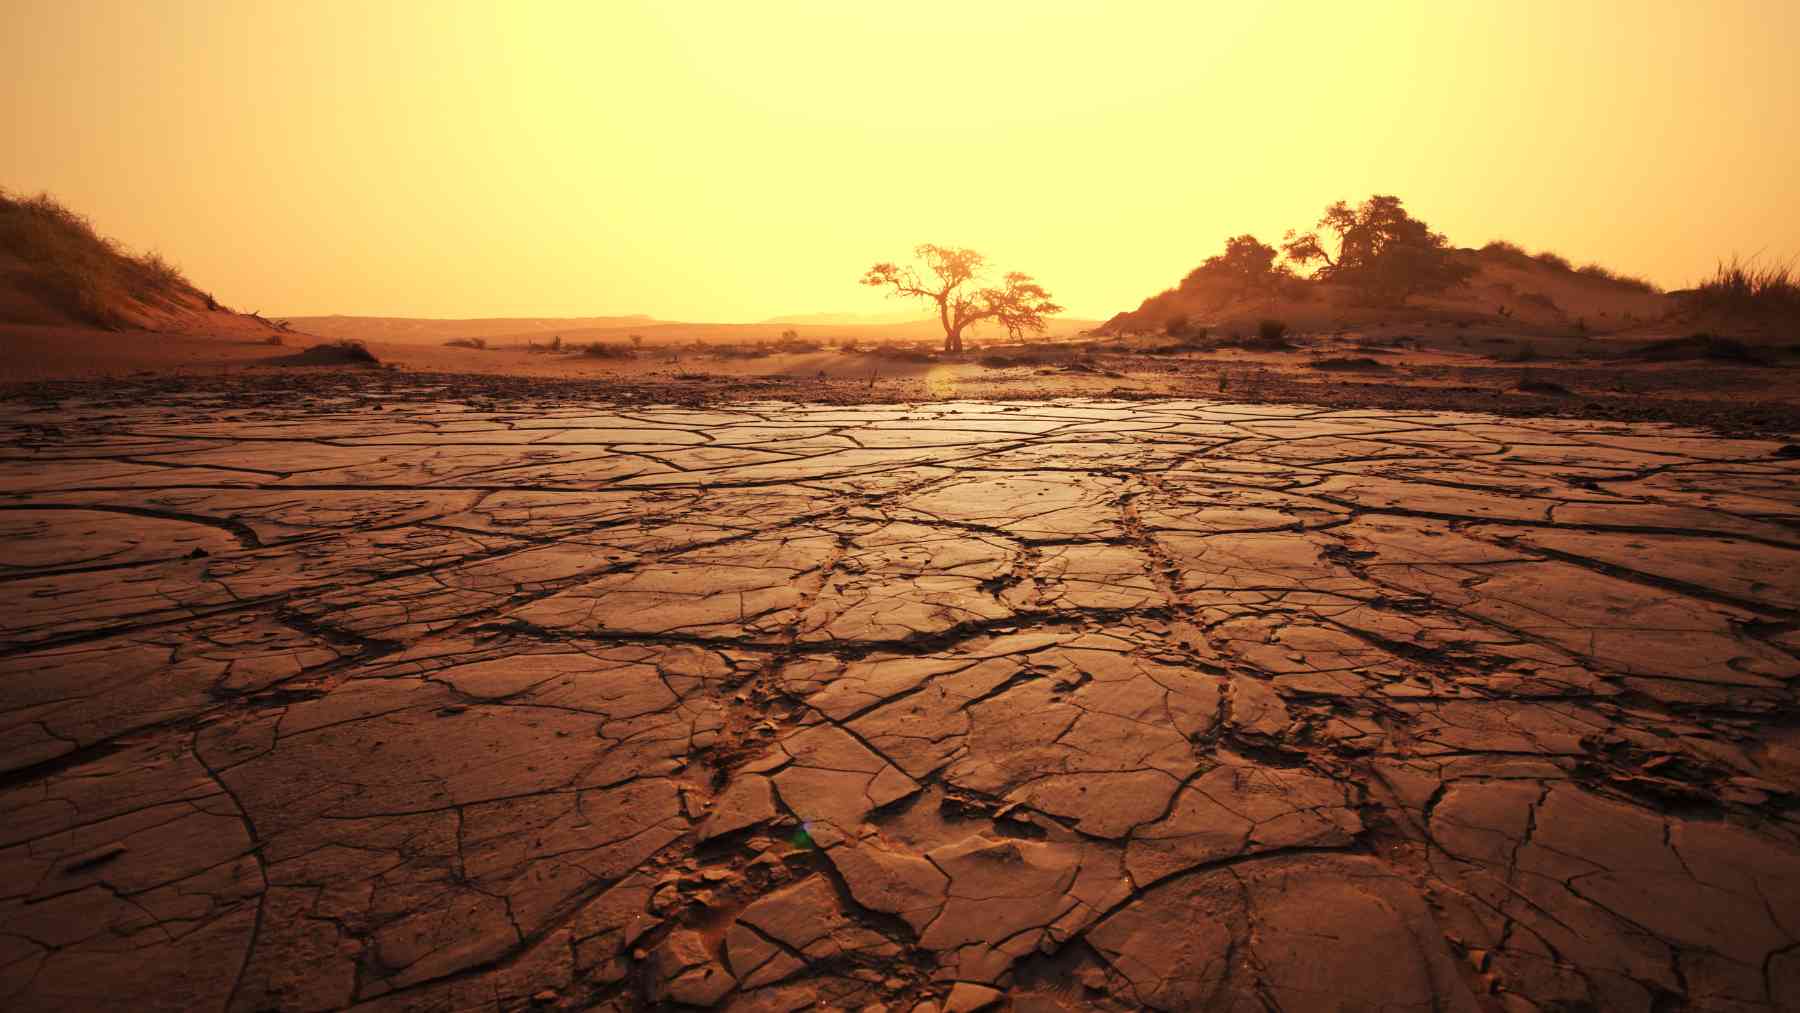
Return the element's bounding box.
[3,1,1797,322]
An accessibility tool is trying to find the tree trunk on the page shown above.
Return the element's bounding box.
[943,330,964,354]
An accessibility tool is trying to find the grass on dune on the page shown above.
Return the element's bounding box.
[0,188,208,328]
[1687,255,1800,319]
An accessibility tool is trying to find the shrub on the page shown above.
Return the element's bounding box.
[1257,319,1287,343]
[445,337,487,349]
[1686,256,1800,319]
[577,342,636,359]
[1532,250,1573,271]
[1164,313,1189,338]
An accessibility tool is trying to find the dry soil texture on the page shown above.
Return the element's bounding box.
[2,392,1799,1012]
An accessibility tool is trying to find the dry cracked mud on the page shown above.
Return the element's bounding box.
[1,391,1798,1012]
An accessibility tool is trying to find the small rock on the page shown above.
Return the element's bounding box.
[645,930,736,1008]
[697,774,778,842]
[650,884,682,914]
[944,982,1002,1013]
[1720,786,1770,806]
[1075,964,1109,990]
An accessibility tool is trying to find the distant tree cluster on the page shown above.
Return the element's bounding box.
[1113,196,1476,334]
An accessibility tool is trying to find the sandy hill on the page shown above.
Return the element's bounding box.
[0,190,277,339]
[1103,243,1676,339]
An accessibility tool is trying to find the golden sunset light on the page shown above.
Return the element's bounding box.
[2,4,1798,1012]
[4,1,1796,319]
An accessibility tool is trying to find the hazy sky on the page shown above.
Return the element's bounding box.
[4,1,1797,321]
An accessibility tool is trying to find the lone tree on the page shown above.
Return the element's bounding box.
[1281,195,1471,305]
[862,244,1061,353]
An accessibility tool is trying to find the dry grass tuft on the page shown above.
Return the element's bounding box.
[1531,250,1573,271]
[1686,256,1800,319]
[1573,263,1659,293]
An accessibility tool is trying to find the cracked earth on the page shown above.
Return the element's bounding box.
[2,392,1798,1012]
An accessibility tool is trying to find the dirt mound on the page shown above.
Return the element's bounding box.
[1623,334,1777,365]
[1516,374,1575,396]
[1311,356,1389,371]
[274,340,381,367]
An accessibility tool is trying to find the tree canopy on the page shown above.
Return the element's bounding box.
[1179,234,1291,300]
[1281,195,1471,305]
[862,244,1061,353]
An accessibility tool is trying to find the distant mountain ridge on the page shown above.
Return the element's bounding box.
[758,311,920,326]
[282,313,1104,346]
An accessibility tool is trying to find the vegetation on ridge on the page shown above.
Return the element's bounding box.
[0,188,214,328]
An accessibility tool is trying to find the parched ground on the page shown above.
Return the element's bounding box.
[2,383,1798,1012]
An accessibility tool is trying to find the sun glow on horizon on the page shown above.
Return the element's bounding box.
[2,0,1796,321]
